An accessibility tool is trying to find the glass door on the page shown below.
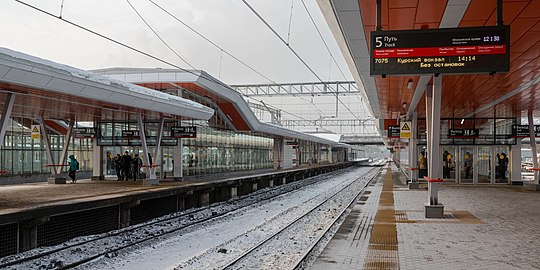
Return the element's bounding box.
[477,146,492,184]
[442,146,457,183]
[459,146,474,184]
[494,146,510,184]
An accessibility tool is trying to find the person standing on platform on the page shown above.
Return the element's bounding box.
[106,151,113,175]
[418,151,427,179]
[121,151,132,181]
[499,153,509,181]
[442,150,450,178]
[114,154,122,181]
[68,155,79,183]
[464,152,473,179]
[132,153,142,181]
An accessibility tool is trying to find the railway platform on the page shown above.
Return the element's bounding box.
[312,164,540,270]
[0,162,361,257]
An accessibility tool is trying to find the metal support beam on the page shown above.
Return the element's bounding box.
[137,114,157,185]
[57,120,74,174]
[428,75,442,205]
[497,0,503,26]
[0,93,15,148]
[231,81,359,96]
[528,110,539,184]
[37,115,55,175]
[376,0,382,31]
[410,112,418,183]
[153,118,165,180]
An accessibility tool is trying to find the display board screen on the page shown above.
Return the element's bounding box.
[448,129,479,138]
[370,26,509,75]
[388,125,400,138]
[171,126,197,138]
[512,125,540,138]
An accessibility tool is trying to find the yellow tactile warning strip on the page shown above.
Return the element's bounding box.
[364,166,399,270]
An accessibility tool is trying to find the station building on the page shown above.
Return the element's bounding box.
[0,47,359,185]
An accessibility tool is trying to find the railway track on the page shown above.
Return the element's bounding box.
[175,167,381,270]
[0,167,362,270]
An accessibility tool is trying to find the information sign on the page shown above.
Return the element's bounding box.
[448,129,479,138]
[74,127,96,138]
[512,125,540,138]
[370,26,510,76]
[122,130,140,138]
[388,125,400,138]
[286,141,299,146]
[171,126,197,138]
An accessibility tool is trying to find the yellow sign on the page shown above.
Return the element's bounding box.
[482,154,487,159]
[31,125,40,140]
[400,121,412,139]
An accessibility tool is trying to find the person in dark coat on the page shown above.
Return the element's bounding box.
[68,155,79,183]
[121,151,132,181]
[114,154,122,180]
[132,153,142,181]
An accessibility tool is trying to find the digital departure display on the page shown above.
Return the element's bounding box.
[370,26,510,76]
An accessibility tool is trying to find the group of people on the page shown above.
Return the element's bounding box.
[113,151,150,181]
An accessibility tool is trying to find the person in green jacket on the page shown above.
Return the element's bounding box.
[68,155,79,183]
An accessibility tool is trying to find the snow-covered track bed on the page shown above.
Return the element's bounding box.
[0,168,355,270]
[176,167,381,270]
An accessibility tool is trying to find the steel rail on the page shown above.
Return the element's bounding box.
[219,167,381,270]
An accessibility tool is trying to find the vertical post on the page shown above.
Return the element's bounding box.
[173,138,183,181]
[376,0,382,31]
[137,114,157,185]
[429,75,442,181]
[91,138,104,180]
[153,118,165,179]
[37,116,55,175]
[424,75,444,218]
[410,112,419,187]
[57,120,74,174]
[0,93,15,148]
[497,0,503,26]
[527,109,539,184]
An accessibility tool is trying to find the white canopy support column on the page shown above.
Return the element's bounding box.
[137,114,158,185]
[409,112,419,189]
[37,115,55,175]
[57,120,74,175]
[425,75,444,218]
[173,138,183,181]
[153,118,165,180]
[0,93,15,148]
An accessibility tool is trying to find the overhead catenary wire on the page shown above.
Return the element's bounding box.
[125,0,196,69]
[146,0,327,116]
[241,0,362,121]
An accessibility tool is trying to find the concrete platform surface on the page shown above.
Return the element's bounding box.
[313,165,540,270]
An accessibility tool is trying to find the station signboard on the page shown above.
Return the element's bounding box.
[370,26,510,76]
[448,129,479,138]
[171,126,197,138]
[286,141,299,146]
[388,125,400,138]
[74,127,96,138]
[512,125,540,138]
[122,130,140,138]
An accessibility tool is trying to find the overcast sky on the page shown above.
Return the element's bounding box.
[1,0,353,85]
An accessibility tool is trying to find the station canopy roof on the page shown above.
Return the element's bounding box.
[0,48,214,122]
[318,0,540,120]
[94,68,341,146]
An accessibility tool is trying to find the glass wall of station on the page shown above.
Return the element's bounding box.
[0,118,93,176]
[98,120,273,178]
